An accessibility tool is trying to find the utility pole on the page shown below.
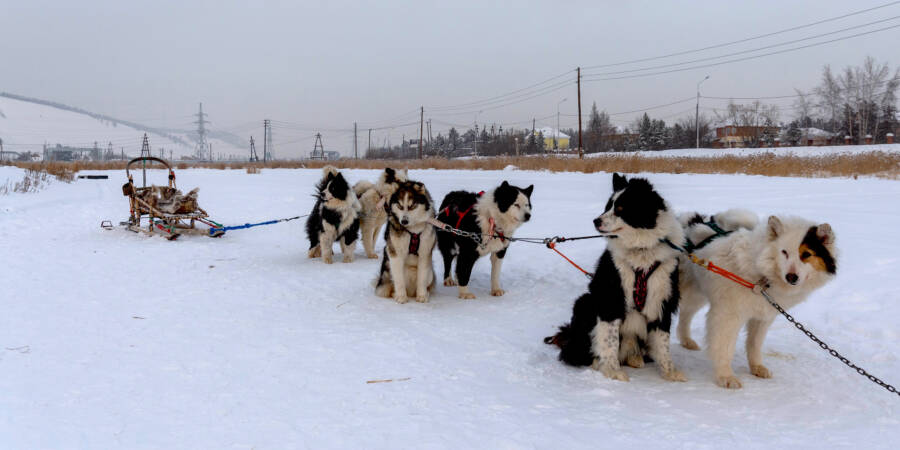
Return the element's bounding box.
[354,122,358,159]
[696,75,710,149]
[368,128,372,156]
[193,103,210,160]
[473,124,478,157]
[263,119,270,163]
[418,106,424,159]
[577,67,583,159]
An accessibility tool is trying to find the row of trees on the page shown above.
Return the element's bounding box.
[364,56,898,158]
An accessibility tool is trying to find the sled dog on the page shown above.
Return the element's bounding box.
[546,173,686,382]
[374,180,437,303]
[677,211,837,389]
[436,181,533,299]
[305,166,361,264]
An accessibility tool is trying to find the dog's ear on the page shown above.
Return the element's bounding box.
[767,216,784,240]
[612,173,628,191]
[398,168,408,181]
[500,180,510,189]
[522,184,534,198]
[384,167,395,183]
[816,223,835,245]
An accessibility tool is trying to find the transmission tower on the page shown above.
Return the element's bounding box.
[139,133,151,187]
[311,133,325,160]
[193,102,210,160]
[249,136,259,162]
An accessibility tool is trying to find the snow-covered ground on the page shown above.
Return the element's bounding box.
[0,95,244,159]
[1,166,898,448]
[587,143,900,158]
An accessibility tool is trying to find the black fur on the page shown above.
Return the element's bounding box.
[602,177,666,229]
[548,173,680,367]
[802,226,837,274]
[436,182,532,288]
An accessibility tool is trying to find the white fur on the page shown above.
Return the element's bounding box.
[590,319,628,381]
[677,215,837,389]
[354,169,408,259]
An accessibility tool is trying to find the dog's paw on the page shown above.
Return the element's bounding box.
[490,288,505,297]
[661,369,687,382]
[322,255,333,264]
[415,294,429,303]
[307,248,321,258]
[680,338,700,351]
[458,292,476,300]
[443,277,457,286]
[625,354,644,368]
[602,368,630,382]
[393,294,408,304]
[750,364,772,379]
[366,252,378,259]
[342,255,354,263]
[716,375,743,389]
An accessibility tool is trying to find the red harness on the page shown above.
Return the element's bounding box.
[632,261,662,312]
[408,232,421,255]
[439,191,484,229]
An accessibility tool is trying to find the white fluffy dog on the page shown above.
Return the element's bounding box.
[353,168,408,259]
[678,211,837,389]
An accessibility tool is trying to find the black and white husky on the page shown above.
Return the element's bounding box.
[305,166,361,264]
[546,173,686,382]
[676,210,837,389]
[374,180,437,304]
[436,181,533,299]
[353,168,408,259]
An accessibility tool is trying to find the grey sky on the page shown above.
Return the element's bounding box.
[2,0,898,156]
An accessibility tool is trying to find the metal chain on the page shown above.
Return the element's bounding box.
[760,289,900,397]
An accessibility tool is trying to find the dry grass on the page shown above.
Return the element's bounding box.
[0,168,55,194]
[3,152,899,179]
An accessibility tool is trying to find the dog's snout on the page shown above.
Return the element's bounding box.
[524,212,531,222]
[785,273,798,285]
[400,217,409,226]
[593,217,603,228]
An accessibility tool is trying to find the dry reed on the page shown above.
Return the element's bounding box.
[3,152,898,179]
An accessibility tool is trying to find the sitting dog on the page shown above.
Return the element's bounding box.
[374,180,437,304]
[677,212,837,389]
[353,168,408,259]
[305,166,361,264]
[545,173,686,382]
[436,181,533,299]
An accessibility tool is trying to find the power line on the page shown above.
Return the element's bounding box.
[582,23,900,82]
[583,15,900,77]
[582,1,900,70]
[427,69,574,111]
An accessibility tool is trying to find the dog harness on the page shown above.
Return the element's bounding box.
[632,261,662,312]
[408,232,421,255]
[438,191,484,229]
[488,217,506,242]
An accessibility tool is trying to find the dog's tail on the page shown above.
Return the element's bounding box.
[544,323,595,367]
[353,180,375,197]
[710,208,758,232]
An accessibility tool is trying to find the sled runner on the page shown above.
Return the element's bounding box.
[120,157,223,240]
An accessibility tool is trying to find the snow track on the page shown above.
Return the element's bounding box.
[1,166,897,448]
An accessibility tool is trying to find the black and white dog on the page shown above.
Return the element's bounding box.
[436,181,533,299]
[546,173,686,382]
[305,166,361,264]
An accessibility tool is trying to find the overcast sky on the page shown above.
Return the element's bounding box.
[2,0,898,156]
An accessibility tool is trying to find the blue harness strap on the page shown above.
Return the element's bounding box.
[208,215,305,236]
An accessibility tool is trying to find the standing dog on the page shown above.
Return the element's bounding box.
[436,181,533,299]
[353,168,408,259]
[677,213,837,389]
[545,173,686,382]
[375,180,437,304]
[305,166,361,264]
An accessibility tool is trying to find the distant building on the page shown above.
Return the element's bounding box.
[309,150,341,160]
[529,127,569,151]
[713,125,780,148]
